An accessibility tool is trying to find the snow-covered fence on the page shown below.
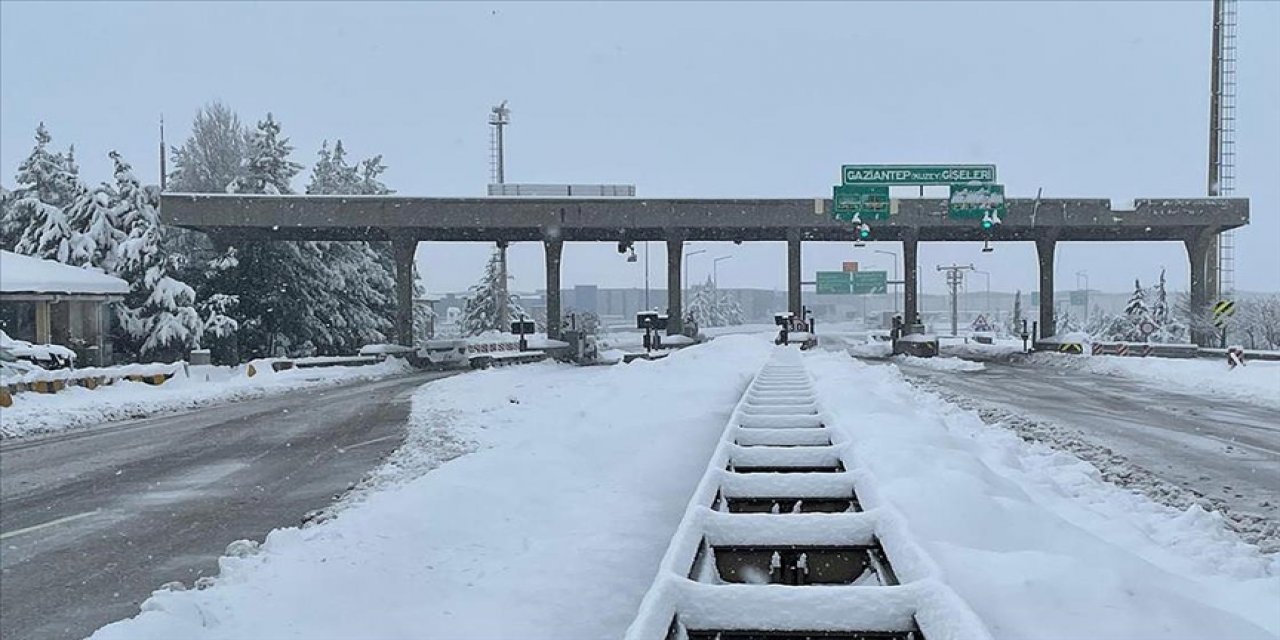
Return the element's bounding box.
[0,362,185,405]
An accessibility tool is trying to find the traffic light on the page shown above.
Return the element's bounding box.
[852,213,871,241]
[981,211,1001,230]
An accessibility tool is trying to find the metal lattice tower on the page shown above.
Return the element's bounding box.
[1216,0,1238,295]
[489,101,509,185]
[1208,0,1238,298]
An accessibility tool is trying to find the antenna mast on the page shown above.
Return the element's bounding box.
[159,114,167,191]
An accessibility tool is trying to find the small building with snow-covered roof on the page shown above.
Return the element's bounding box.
[0,250,129,365]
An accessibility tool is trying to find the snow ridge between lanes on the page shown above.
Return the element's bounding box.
[627,348,994,640]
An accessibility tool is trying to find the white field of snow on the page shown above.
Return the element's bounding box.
[0,359,412,439]
[806,352,1279,639]
[1031,352,1280,410]
[86,338,1278,639]
[88,336,773,640]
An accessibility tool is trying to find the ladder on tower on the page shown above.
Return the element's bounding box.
[1216,0,1238,296]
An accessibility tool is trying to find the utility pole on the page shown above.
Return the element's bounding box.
[159,115,166,191]
[489,102,511,331]
[1076,270,1090,321]
[644,241,650,310]
[937,264,975,337]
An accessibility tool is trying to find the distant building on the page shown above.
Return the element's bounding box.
[0,251,129,365]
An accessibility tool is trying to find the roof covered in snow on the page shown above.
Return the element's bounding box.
[0,251,130,296]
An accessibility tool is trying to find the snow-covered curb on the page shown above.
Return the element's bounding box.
[1030,352,1280,410]
[0,359,413,440]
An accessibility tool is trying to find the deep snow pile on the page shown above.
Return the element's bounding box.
[893,354,985,372]
[806,352,1279,639]
[0,359,411,439]
[1031,352,1280,410]
[89,336,772,640]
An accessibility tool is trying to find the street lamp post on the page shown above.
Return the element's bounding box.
[685,248,707,299]
[973,270,992,316]
[873,249,899,315]
[712,256,733,289]
[1076,270,1090,320]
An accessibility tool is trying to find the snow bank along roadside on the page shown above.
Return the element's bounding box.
[806,352,1279,638]
[1032,352,1280,410]
[627,348,993,640]
[0,359,412,440]
[88,335,773,640]
[908,375,1280,554]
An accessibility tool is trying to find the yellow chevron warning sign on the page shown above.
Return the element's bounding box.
[1212,300,1236,328]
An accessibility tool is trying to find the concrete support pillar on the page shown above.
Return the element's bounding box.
[392,239,418,346]
[496,241,510,332]
[666,239,684,335]
[544,239,563,340]
[1186,227,1218,346]
[1035,238,1056,339]
[902,232,920,328]
[787,237,802,316]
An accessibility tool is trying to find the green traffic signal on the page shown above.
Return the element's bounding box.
[858,223,870,239]
[981,218,993,230]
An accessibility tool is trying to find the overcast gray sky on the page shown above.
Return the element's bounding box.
[2,1,1277,297]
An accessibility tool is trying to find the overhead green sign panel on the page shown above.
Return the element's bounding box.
[948,183,1007,219]
[832,185,891,221]
[842,164,996,186]
[1070,290,1087,306]
[816,271,852,295]
[851,271,888,295]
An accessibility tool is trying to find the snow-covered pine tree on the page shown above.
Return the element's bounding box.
[167,102,251,193]
[303,139,396,352]
[686,277,744,328]
[9,124,79,260]
[1124,279,1148,319]
[111,151,202,361]
[1152,269,1168,324]
[1009,290,1024,336]
[462,248,526,336]
[65,181,123,271]
[165,102,253,290]
[219,113,331,357]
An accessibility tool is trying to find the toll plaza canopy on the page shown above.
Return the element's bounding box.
[160,193,1248,345]
[161,194,1246,243]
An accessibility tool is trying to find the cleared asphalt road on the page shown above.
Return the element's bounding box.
[899,360,1280,529]
[0,370,454,640]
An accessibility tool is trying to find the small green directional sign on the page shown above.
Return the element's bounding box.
[851,271,888,295]
[832,185,891,221]
[816,271,852,295]
[948,183,1007,220]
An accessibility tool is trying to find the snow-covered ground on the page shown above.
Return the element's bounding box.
[1030,352,1280,410]
[89,336,772,640]
[806,353,1279,639]
[86,337,1278,639]
[0,359,412,440]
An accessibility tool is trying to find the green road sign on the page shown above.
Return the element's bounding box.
[948,183,1007,219]
[832,185,891,221]
[1070,290,1087,306]
[816,271,852,295]
[851,271,888,295]
[842,164,996,186]
[1031,291,1040,306]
